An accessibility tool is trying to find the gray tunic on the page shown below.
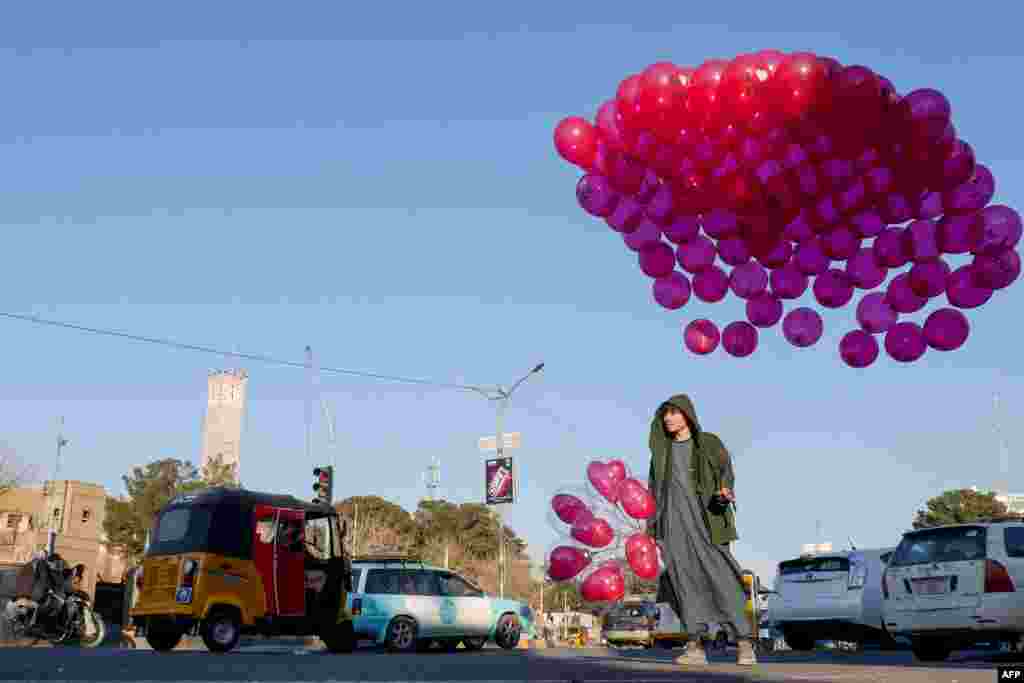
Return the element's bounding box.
[659,438,750,639]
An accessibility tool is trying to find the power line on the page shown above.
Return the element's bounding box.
[0,311,482,393]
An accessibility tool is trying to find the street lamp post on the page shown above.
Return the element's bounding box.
[48,417,69,555]
[470,362,543,599]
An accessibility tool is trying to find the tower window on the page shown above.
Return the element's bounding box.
[6,514,22,529]
[81,508,91,523]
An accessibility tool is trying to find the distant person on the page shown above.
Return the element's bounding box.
[646,394,755,667]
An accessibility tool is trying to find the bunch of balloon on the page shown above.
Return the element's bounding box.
[545,459,665,604]
[554,51,1020,367]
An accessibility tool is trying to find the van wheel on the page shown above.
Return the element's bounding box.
[910,637,953,662]
[145,618,183,652]
[201,609,241,653]
[321,620,356,654]
[783,630,815,651]
[385,617,417,653]
[462,636,486,650]
[495,614,521,650]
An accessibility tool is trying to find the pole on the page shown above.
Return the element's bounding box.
[352,503,359,557]
[495,395,507,599]
[305,346,313,466]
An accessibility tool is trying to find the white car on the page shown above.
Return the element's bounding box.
[882,519,1024,662]
[770,547,895,651]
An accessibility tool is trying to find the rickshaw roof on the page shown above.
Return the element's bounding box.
[164,487,336,516]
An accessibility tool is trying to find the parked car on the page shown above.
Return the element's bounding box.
[882,518,1024,662]
[602,600,657,648]
[770,547,896,651]
[348,557,534,652]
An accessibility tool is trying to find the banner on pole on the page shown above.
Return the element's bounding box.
[485,456,515,505]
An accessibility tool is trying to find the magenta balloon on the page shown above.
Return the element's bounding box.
[940,139,976,191]
[635,168,661,204]
[845,247,887,289]
[820,158,855,192]
[757,240,794,269]
[746,293,783,328]
[781,142,809,171]
[923,308,970,352]
[718,237,752,266]
[770,264,809,299]
[639,242,676,278]
[873,228,910,268]
[576,174,620,218]
[813,195,841,230]
[840,329,880,368]
[691,265,729,303]
[904,219,940,263]
[662,215,701,245]
[901,88,951,126]
[783,210,815,243]
[971,249,1021,290]
[783,307,824,347]
[974,205,1023,256]
[623,220,662,252]
[836,177,868,215]
[916,192,944,220]
[822,225,860,261]
[605,197,644,234]
[885,322,927,362]
[880,193,914,225]
[936,213,983,254]
[865,166,896,197]
[676,235,717,273]
[653,272,692,310]
[729,261,769,299]
[645,183,676,226]
[739,136,766,168]
[722,321,758,357]
[908,258,951,298]
[813,268,855,308]
[684,319,720,355]
[856,292,897,334]
[850,211,885,238]
[794,163,821,198]
[885,273,927,314]
[946,265,993,309]
[702,208,740,240]
[608,154,647,196]
[794,239,830,276]
[943,164,995,215]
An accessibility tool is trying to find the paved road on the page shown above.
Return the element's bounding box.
[0,642,1017,683]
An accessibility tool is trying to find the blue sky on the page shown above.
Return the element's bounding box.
[1,2,1022,586]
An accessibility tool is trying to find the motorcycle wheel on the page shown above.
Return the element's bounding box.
[78,608,106,648]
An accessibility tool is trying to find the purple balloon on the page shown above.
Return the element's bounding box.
[916,192,944,220]
[794,163,820,197]
[794,239,830,276]
[722,321,758,357]
[770,264,809,299]
[856,292,897,334]
[676,235,717,273]
[840,330,880,368]
[693,266,729,303]
[873,228,910,268]
[971,249,1021,290]
[904,219,940,263]
[653,272,692,310]
[936,213,982,254]
[746,293,783,328]
[783,307,824,347]
[783,210,815,243]
[605,197,644,234]
[684,318,720,355]
[943,164,995,215]
[836,178,868,215]
[781,142,809,171]
[639,242,676,278]
[923,308,970,352]
[608,154,647,196]
[634,168,661,204]
[845,247,887,290]
[702,208,740,240]
[645,183,676,226]
[908,258,951,298]
[884,322,927,362]
[850,211,885,238]
[822,225,859,261]
[946,265,993,309]
[885,273,927,314]
[813,268,855,308]
[729,261,769,299]
[865,166,895,197]
[662,215,701,245]
[624,220,662,251]
[880,193,914,225]
[813,195,841,230]
[820,158,855,191]
[940,139,976,191]
[718,237,752,266]
[577,174,620,218]
[757,240,794,269]
[974,205,1023,256]
[901,88,951,126]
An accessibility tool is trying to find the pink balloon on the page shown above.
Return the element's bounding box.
[840,330,880,368]
[746,293,784,327]
[885,322,927,362]
[684,319,720,354]
[571,510,616,549]
[924,308,970,351]
[617,479,656,520]
[579,561,626,603]
[856,292,897,334]
[639,242,676,278]
[783,307,823,347]
[722,321,758,357]
[693,265,729,302]
[946,265,993,309]
[587,460,627,503]
[551,493,590,525]
[547,545,591,582]
[625,533,661,581]
[653,272,692,309]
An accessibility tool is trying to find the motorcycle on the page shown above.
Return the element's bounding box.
[1,552,106,647]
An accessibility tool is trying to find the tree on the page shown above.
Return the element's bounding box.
[334,495,418,556]
[0,442,37,496]
[193,454,240,489]
[913,488,1012,529]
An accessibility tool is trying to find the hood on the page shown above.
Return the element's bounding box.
[650,393,702,448]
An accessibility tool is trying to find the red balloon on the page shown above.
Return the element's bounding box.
[587,460,627,503]
[684,319,720,354]
[625,533,661,580]
[547,545,591,582]
[579,561,626,603]
[550,494,589,525]
[617,478,656,520]
[570,510,615,549]
[554,117,599,168]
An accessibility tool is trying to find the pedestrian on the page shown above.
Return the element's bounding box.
[646,394,756,667]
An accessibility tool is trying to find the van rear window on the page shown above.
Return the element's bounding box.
[779,557,849,575]
[1005,527,1024,558]
[890,526,986,566]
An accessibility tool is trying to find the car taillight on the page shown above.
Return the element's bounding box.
[181,559,199,588]
[984,559,1015,593]
[136,568,144,589]
[881,568,889,599]
[352,598,362,616]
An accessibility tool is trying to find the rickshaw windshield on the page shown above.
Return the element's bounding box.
[147,502,250,558]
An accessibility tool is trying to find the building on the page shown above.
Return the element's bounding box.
[201,369,247,482]
[0,480,128,596]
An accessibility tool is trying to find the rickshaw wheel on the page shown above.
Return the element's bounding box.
[321,620,356,654]
[145,618,183,652]
[201,608,241,653]
[384,617,417,653]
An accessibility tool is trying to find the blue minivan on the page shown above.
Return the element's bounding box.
[348,557,535,652]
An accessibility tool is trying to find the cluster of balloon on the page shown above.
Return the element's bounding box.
[554,52,1021,367]
[545,459,664,604]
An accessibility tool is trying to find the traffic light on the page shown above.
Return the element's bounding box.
[313,466,333,504]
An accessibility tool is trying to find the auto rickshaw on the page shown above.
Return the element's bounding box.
[130,487,355,653]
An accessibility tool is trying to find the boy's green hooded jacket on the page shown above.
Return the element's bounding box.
[647,394,738,546]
